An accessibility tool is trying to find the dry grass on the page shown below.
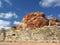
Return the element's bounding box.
[0,26,60,43]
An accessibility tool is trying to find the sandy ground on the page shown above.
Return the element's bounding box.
[0,42,60,45]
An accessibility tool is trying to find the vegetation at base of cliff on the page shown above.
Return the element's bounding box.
[0,26,60,43]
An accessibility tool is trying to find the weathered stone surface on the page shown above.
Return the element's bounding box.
[0,33,4,41]
[12,12,60,30]
[17,12,49,30]
[49,18,60,26]
[0,26,60,43]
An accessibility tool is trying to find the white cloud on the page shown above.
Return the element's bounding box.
[58,14,60,16]
[4,27,10,29]
[13,13,18,18]
[4,0,12,5]
[58,14,60,17]
[0,12,18,19]
[0,20,11,29]
[0,0,12,8]
[14,21,20,25]
[39,0,60,7]
[0,1,2,7]
[46,15,53,19]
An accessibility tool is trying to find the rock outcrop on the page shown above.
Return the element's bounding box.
[11,12,60,30]
[17,12,49,30]
[49,18,60,26]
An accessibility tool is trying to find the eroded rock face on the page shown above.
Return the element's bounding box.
[49,18,60,26]
[17,12,49,30]
[12,12,60,30]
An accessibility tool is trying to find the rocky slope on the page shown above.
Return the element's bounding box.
[0,26,60,43]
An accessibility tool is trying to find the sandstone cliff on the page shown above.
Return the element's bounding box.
[16,12,60,30]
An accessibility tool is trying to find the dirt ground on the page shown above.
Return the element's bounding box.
[0,42,60,45]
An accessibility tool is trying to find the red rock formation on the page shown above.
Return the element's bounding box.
[14,12,60,30]
[17,12,49,30]
[49,18,60,26]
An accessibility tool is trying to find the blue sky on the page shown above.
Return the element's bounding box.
[0,0,60,29]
